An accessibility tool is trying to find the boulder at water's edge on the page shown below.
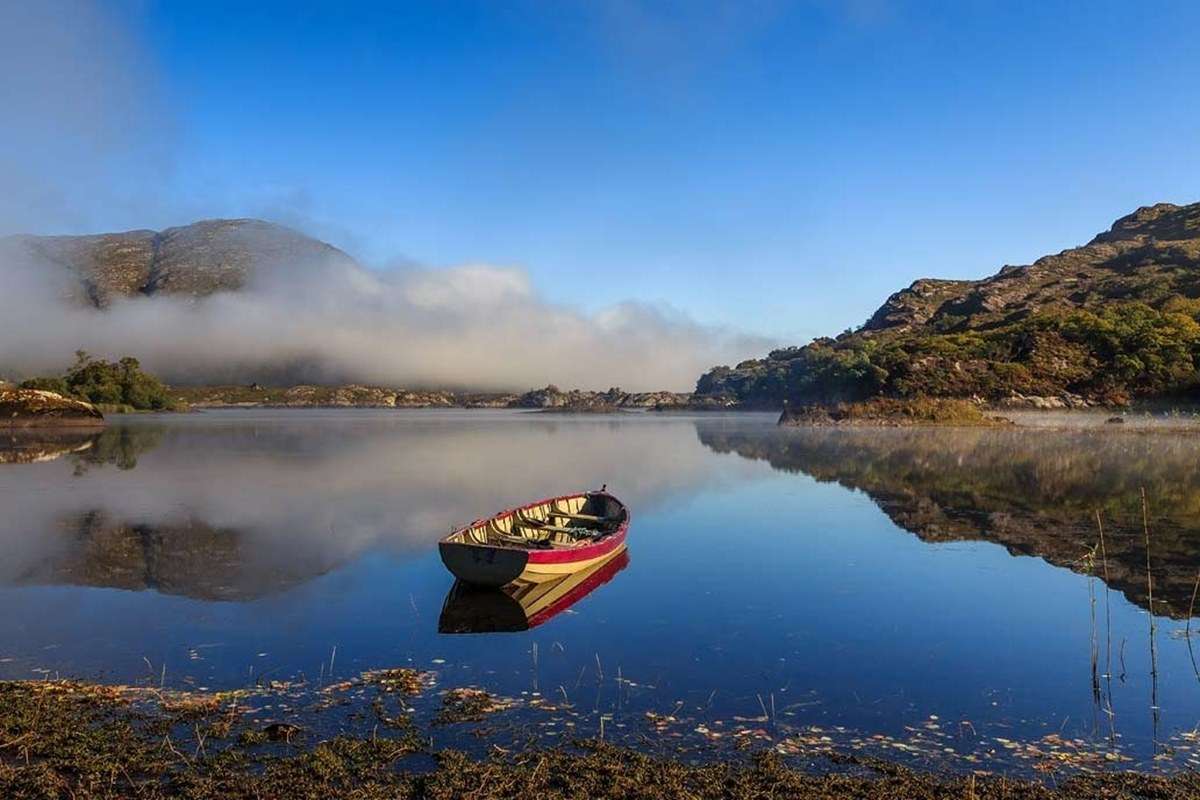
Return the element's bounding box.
[0,389,106,428]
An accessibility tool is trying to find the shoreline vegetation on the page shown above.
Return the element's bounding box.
[778,397,1005,427]
[7,375,1200,430]
[3,677,1199,800]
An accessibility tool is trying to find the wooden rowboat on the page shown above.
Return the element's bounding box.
[439,547,629,633]
[438,489,629,587]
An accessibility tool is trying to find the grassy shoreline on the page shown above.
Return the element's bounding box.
[2,678,1198,799]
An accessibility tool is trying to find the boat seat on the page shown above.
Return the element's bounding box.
[498,529,552,548]
[514,521,582,535]
[551,512,607,522]
[537,522,583,534]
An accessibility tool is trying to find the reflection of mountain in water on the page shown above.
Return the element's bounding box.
[3,427,335,601]
[698,424,1200,618]
[16,512,329,601]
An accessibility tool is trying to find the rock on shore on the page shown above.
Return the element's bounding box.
[0,389,105,428]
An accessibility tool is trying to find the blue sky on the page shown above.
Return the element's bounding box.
[13,1,1200,343]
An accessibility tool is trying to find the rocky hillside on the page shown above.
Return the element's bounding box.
[697,202,1200,408]
[171,384,502,409]
[169,383,691,410]
[3,218,352,307]
[509,385,690,410]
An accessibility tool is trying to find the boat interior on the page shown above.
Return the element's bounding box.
[454,492,626,550]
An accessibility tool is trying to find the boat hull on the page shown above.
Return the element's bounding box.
[438,490,629,587]
[438,541,530,587]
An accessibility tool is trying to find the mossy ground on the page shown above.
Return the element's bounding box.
[2,679,1199,799]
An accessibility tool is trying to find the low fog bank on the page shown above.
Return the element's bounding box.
[0,4,772,392]
[0,244,771,392]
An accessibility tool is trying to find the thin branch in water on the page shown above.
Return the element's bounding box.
[1188,567,1200,639]
[1096,511,1113,678]
[1141,487,1160,750]
[1084,544,1101,709]
[1094,510,1117,745]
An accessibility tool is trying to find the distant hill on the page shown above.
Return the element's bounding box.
[696,202,1200,408]
[3,218,353,307]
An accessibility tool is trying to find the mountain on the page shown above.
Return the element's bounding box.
[696,202,1200,408]
[3,218,353,307]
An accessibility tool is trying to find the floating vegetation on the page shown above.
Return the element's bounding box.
[436,687,517,725]
[322,667,434,697]
[360,668,430,695]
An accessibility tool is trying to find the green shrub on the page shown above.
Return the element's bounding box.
[19,352,174,411]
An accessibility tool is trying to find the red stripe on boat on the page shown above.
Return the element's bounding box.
[526,525,627,564]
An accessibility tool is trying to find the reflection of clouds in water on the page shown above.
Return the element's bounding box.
[0,411,771,594]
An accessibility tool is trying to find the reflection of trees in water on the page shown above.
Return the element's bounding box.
[72,427,166,472]
[696,423,1200,618]
[0,426,165,469]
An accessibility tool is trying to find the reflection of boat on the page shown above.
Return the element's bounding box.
[439,547,629,633]
[438,489,629,587]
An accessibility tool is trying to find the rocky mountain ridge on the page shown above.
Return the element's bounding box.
[697,202,1200,409]
[3,218,352,307]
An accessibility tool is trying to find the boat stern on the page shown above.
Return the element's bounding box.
[438,541,529,587]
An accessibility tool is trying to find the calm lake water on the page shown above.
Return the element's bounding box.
[3,409,1200,772]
